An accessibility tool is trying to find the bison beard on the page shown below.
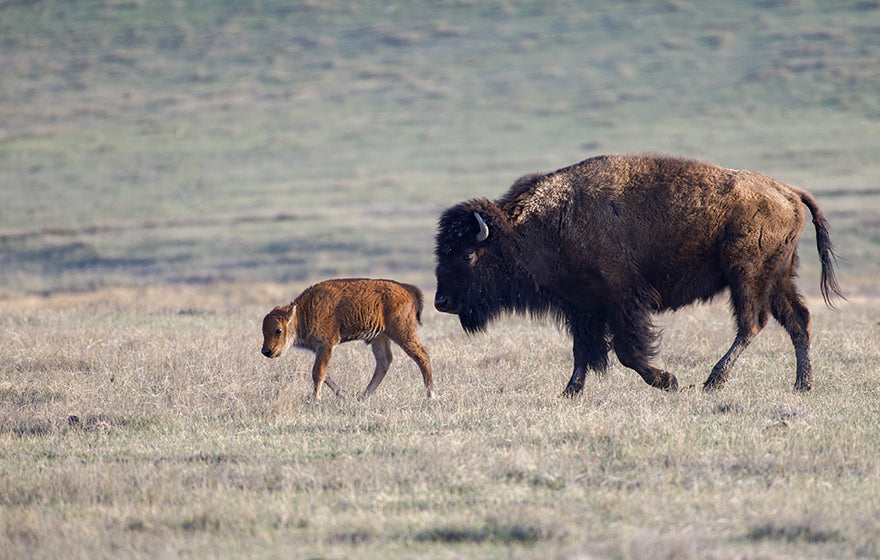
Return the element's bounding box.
[434,154,842,394]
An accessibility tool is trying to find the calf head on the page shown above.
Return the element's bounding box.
[261,304,296,358]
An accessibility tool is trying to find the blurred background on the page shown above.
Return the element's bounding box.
[1,0,878,297]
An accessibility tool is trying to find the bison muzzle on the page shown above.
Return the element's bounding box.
[434,154,842,394]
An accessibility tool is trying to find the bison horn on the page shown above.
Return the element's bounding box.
[473,212,489,242]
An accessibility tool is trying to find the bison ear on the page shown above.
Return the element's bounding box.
[286,305,297,327]
[473,211,489,242]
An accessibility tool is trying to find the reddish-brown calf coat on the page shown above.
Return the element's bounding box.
[262,278,434,400]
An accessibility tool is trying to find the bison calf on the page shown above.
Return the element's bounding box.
[261,278,435,400]
[434,154,842,394]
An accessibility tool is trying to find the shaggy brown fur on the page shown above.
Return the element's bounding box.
[434,154,841,393]
[261,278,434,400]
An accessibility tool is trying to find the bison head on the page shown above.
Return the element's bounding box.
[434,201,512,333]
[261,304,296,358]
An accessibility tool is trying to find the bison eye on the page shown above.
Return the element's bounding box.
[463,250,476,264]
[275,328,283,335]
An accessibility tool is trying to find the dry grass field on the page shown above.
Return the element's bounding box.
[1,285,879,558]
[2,0,880,558]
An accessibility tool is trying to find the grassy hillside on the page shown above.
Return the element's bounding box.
[1,0,879,294]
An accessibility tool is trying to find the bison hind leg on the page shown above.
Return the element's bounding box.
[769,274,813,392]
[704,274,776,391]
[703,333,751,392]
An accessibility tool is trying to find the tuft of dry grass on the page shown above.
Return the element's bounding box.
[1,284,878,558]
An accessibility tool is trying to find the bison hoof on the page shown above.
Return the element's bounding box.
[663,375,679,392]
[562,383,584,398]
[794,381,812,393]
[702,379,724,393]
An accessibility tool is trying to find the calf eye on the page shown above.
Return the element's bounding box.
[275,328,283,335]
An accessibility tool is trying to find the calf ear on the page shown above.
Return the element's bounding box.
[286,305,297,328]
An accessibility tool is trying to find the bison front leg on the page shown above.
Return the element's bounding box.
[615,349,679,392]
[563,313,610,397]
[610,306,678,392]
[563,367,587,397]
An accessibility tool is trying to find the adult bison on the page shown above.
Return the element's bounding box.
[434,154,841,394]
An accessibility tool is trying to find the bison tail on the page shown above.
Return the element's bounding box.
[800,191,844,307]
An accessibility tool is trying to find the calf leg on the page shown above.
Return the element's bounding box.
[769,275,813,391]
[311,346,344,400]
[362,334,393,399]
[392,334,435,398]
[322,375,346,398]
[563,312,610,397]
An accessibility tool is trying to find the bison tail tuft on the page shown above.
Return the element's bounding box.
[800,191,845,307]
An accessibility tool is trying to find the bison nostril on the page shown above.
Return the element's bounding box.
[262,349,273,358]
[435,294,460,313]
